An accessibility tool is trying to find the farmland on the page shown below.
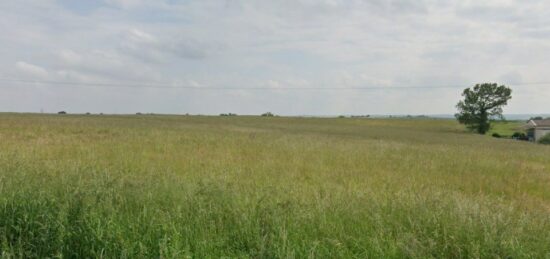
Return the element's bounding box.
[0,113,549,258]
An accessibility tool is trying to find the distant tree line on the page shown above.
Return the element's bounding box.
[528,116,550,121]
[261,112,275,117]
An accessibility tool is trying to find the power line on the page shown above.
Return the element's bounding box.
[0,77,550,90]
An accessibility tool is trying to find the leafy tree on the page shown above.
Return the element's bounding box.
[455,83,512,134]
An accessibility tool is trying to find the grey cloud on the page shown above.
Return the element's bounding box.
[456,5,523,23]
[521,28,550,39]
[117,29,209,63]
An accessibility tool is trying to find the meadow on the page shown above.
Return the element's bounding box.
[0,113,549,258]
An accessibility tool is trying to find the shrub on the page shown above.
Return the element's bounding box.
[512,132,528,141]
[492,133,501,138]
[261,112,274,117]
[58,111,67,115]
[512,132,523,138]
[539,134,550,145]
[220,113,237,116]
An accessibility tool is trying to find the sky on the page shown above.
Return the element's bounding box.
[0,0,549,115]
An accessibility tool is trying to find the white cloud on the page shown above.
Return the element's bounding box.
[127,28,156,43]
[15,61,49,78]
[0,0,549,114]
[59,50,83,65]
[103,0,151,9]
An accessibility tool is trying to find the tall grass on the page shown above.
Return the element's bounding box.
[0,114,549,257]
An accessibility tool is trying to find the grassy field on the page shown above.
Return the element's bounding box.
[488,120,525,137]
[0,113,549,258]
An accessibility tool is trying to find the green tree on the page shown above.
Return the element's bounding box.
[455,83,512,134]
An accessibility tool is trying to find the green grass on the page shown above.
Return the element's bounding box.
[0,113,549,258]
[488,120,524,137]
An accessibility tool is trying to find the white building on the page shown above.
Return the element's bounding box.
[525,119,550,142]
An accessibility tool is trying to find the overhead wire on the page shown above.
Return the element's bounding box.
[0,77,549,90]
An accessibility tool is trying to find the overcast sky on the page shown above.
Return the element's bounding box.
[0,0,549,115]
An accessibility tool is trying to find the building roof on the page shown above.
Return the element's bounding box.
[528,119,550,128]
